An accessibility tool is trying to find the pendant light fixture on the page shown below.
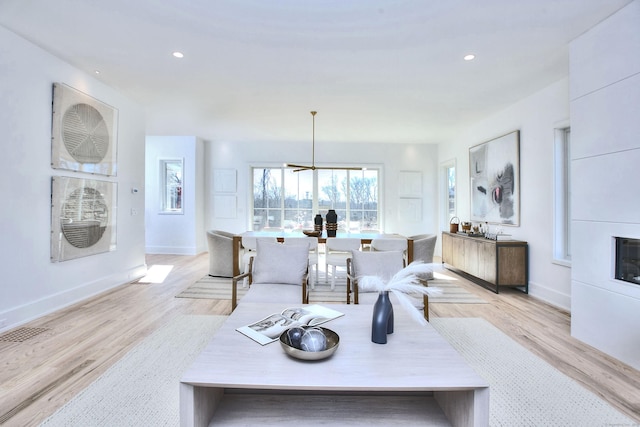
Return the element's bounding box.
[285,111,362,172]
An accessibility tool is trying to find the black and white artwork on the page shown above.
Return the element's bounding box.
[51,83,118,176]
[51,176,117,262]
[469,131,520,226]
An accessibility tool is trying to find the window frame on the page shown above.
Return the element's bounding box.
[159,158,184,215]
[553,126,571,265]
[250,165,381,232]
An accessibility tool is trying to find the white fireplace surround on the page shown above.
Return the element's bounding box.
[569,1,640,370]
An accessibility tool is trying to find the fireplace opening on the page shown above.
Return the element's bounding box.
[615,237,640,285]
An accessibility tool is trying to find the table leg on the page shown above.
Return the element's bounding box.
[180,383,224,427]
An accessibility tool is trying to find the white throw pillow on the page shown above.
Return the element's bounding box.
[252,240,308,285]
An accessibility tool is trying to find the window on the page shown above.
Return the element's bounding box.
[252,167,379,232]
[160,159,183,214]
[441,160,456,226]
[553,127,571,264]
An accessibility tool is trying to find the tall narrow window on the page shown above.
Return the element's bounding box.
[160,159,183,214]
[441,160,456,227]
[553,127,571,264]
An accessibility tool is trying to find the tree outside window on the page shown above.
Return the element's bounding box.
[252,167,378,232]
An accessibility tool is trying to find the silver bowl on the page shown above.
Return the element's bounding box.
[279,326,339,361]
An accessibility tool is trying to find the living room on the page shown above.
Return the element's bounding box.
[1,1,639,425]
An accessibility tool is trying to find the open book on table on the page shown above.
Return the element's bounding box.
[236,304,344,345]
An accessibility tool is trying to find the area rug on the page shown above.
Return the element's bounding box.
[177,271,487,304]
[39,315,227,427]
[40,316,636,426]
[430,318,636,427]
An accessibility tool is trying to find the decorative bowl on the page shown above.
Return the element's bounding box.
[279,326,339,361]
[302,230,321,237]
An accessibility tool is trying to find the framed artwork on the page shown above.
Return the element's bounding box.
[469,130,520,226]
[51,83,118,176]
[213,169,237,193]
[214,195,237,218]
[398,198,422,222]
[51,176,117,262]
[398,171,422,197]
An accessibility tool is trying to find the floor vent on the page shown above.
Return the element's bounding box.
[0,327,49,343]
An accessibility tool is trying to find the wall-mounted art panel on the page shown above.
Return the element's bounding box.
[469,130,520,226]
[398,198,422,223]
[214,195,237,219]
[51,176,117,262]
[398,171,422,197]
[51,83,118,176]
[213,169,237,193]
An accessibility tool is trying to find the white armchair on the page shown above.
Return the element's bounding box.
[206,230,236,278]
[232,240,309,310]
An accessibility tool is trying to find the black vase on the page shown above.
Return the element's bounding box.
[326,209,338,237]
[371,291,394,344]
[314,214,323,233]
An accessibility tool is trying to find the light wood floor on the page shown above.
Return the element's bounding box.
[1,253,639,426]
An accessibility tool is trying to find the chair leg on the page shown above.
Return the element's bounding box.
[242,261,250,287]
[309,265,315,289]
[423,294,430,322]
[331,266,336,290]
[325,262,329,284]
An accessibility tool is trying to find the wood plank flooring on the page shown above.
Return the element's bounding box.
[0,253,638,426]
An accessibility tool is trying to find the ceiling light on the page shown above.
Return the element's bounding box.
[285,111,362,172]
[172,51,184,58]
[94,70,100,74]
[464,54,476,61]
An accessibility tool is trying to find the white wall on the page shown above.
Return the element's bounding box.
[438,78,572,309]
[0,27,147,331]
[145,136,206,255]
[569,0,640,369]
[204,139,440,238]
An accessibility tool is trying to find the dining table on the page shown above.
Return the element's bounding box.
[231,231,414,277]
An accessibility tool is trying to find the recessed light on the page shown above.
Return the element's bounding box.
[94,70,100,74]
[172,51,184,58]
[464,54,476,61]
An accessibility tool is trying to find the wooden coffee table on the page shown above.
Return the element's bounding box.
[180,303,489,426]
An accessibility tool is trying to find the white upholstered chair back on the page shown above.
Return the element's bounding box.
[283,237,319,288]
[325,237,362,290]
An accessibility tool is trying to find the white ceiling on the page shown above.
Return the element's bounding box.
[0,0,632,144]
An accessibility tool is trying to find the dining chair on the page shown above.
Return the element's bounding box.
[346,250,431,320]
[324,237,362,290]
[241,236,277,286]
[408,234,437,281]
[282,237,319,289]
[231,239,309,310]
[370,237,408,261]
[206,229,235,278]
[346,250,405,304]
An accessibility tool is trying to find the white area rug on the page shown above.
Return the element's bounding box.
[430,318,636,427]
[40,316,636,426]
[39,315,226,427]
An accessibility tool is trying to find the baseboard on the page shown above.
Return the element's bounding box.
[528,280,571,312]
[0,263,147,333]
[145,245,200,255]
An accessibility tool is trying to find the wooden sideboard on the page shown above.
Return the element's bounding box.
[442,232,528,293]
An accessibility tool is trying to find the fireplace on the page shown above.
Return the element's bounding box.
[615,237,640,285]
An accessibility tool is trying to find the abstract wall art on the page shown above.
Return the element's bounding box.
[51,83,118,176]
[51,176,117,262]
[469,130,520,226]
